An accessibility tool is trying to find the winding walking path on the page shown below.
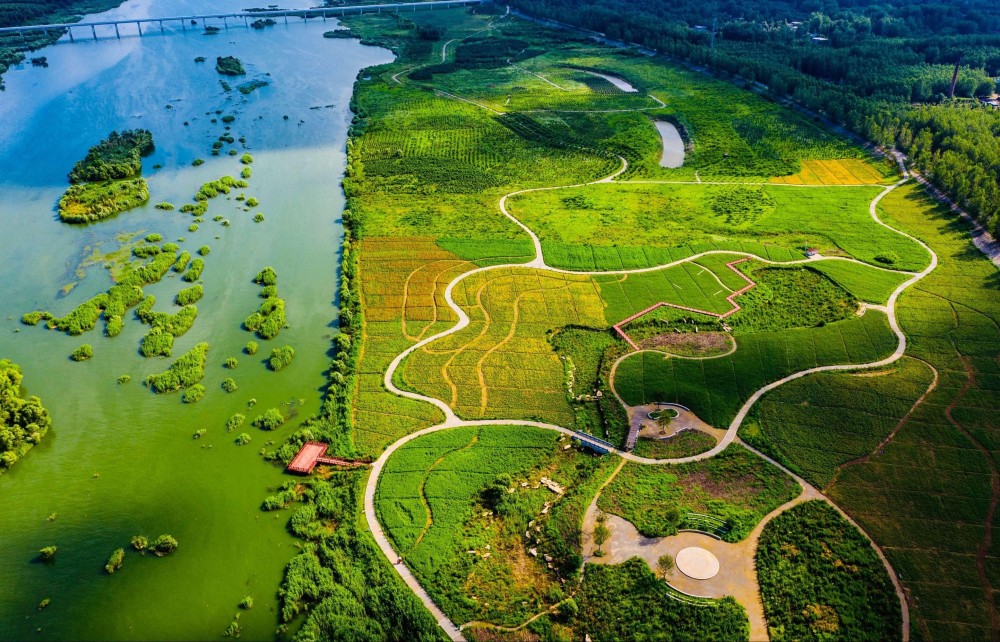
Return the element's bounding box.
[360,74,936,641]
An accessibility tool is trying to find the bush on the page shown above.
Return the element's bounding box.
[216,56,246,76]
[254,267,277,286]
[117,374,131,384]
[131,535,148,551]
[246,197,259,207]
[21,311,52,325]
[269,346,295,371]
[182,384,206,403]
[155,202,174,210]
[145,233,163,242]
[38,546,57,562]
[239,596,254,610]
[105,548,125,574]
[68,129,153,183]
[253,408,285,431]
[222,378,238,393]
[192,158,205,166]
[241,167,251,179]
[58,179,150,223]
[226,413,246,431]
[245,341,258,355]
[175,285,203,306]
[145,343,209,393]
[240,153,253,165]
[198,245,210,256]
[225,358,238,369]
[152,534,178,555]
[235,432,252,445]
[253,212,264,223]
[71,344,93,361]
[183,259,204,282]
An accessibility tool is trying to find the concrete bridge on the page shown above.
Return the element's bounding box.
[0,0,485,43]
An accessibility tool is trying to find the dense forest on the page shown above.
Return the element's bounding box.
[509,0,1000,237]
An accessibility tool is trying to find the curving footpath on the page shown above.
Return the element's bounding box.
[362,101,934,640]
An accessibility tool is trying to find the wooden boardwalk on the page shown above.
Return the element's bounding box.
[287,441,367,474]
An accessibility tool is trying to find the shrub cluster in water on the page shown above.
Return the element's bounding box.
[244,267,286,339]
[269,346,295,371]
[145,343,209,393]
[216,56,246,76]
[59,179,150,223]
[68,129,153,184]
[0,360,52,473]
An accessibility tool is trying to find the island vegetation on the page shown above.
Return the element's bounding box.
[215,56,245,76]
[58,130,154,223]
[144,343,209,393]
[0,360,52,473]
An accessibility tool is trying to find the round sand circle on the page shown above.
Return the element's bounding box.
[675,547,720,580]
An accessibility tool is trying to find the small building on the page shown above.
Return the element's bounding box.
[805,247,819,258]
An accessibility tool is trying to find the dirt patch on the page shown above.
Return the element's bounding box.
[637,331,733,356]
[681,470,760,504]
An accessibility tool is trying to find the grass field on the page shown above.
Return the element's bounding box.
[769,158,897,186]
[825,184,1000,640]
[376,425,611,627]
[597,445,800,541]
[740,357,935,487]
[508,183,930,271]
[613,312,897,428]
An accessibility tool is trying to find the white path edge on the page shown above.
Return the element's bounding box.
[362,114,934,642]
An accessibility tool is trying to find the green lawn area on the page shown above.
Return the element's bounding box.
[809,259,912,304]
[597,445,800,541]
[508,182,930,271]
[740,357,935,487]
[613,312,897,429]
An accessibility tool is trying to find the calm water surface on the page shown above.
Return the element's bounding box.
[0,1,391,638]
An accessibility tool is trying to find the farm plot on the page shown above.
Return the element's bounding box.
[376,425,612,627]
[597,445,800,542]
[823,184,1000,641]
[401,267,608,426]
[353,237,465,456]
[769,158,897,185]
[756,501,902,642]
[612,312,898,428]
[740,357,936,487]
[576,559,750,641]
[508,183,930,271]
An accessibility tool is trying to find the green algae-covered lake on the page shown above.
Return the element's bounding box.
[0,1,392,638]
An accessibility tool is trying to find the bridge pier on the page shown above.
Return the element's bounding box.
[136,21,141,36]
[92,24,97,41]
[19,29,26,45]
[159,20,164,34]
[114,23,120,39]
[284,14,288,25]
[67,26,74,42]
[181,19,186,32]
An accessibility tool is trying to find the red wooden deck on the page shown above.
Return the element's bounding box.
[287,441,369,474]
[287,441,328,474]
